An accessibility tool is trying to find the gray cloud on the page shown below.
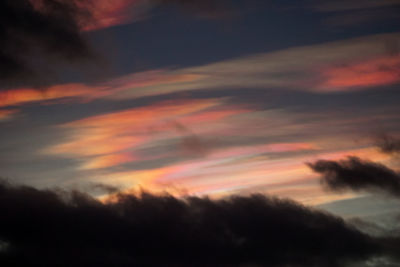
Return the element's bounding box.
[308,156,400,197]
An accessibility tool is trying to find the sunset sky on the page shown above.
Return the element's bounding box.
[1,1,400,266]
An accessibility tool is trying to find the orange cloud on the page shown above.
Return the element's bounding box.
[0,70,202,108]
[45,99,232,170]
[0,84,105,108]
[50,133,145,157]
[81,153,136,170]
[68,99,219,129]
[319,55,400,91]
[93,166,181,195]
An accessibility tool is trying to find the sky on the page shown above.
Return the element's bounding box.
[1,0,400,266]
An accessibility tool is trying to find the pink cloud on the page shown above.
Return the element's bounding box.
[318,55,400,91]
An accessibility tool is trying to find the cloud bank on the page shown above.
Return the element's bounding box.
[0,180,381,266]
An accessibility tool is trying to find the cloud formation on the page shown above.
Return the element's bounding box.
[106,32,400,98]
[0,0,230,87]
[319,55,400,90]
[0,0,94,86]
[308,156,400,198]
[0,181,381,266]
[377,134,400,155]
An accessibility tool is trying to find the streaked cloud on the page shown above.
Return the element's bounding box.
[108,32,400,100]
[0,70,200,108]
[0,84,103,108]
[319,55,400,91]
[3,32,398,112]
[2,28,400,209]
[44,98,243,171]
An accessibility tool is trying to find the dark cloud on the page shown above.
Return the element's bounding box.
[377,134,400,155]
[89,183,121,194]
[0,0,235,88]
[171,121,212,156]
[308,156,400,197]
[0,181,382,266]
[0,0,96,87]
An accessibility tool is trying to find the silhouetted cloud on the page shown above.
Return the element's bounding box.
[377,134,400,155]
[308,156,400,197]
[0,0,95,87]
[0,180,382,266]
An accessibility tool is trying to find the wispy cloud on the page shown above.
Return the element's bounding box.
[319,55,400,91]
[44,98,241,170]
[3,32,398,111]
[107,32,400,99]
[0,70,200,108]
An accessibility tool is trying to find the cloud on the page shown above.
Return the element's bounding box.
[107,32,400,98]
[43,98,244,170]
[0,83,104,107]
[376,134,400,155]
[82,0,233,31]
[319,55,400,91]
[0,70,201,109]
[77,0,145,31]
[171,121,212,156]
[0,0,95,86]
[0,0,230,87]
[4,32,399,108]
[308,156,400,197]
[89,182,121,194]
[0,181,382,266]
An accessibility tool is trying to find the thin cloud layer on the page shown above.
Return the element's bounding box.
[308,156,400,198]
[107,32,400,99]
[0,181,381,266]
